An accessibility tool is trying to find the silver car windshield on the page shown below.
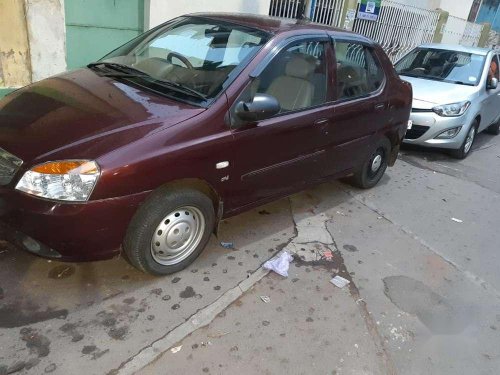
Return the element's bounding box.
[395,48,485,86]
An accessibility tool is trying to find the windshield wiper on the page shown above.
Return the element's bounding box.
[87,62,150,77]
[153,79,208,100]
[88,62,207,100]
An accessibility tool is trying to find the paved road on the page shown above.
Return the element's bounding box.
[1,130,499,374]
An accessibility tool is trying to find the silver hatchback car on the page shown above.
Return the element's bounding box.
[395,44,500,158]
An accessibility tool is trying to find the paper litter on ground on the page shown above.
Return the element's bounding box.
[170,345,182,353]
[451,217,463,223]
[330,275,350,288]
[263,251,294,277]
[260,295,271,303]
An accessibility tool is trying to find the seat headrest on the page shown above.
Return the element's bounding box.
[285,55,316,79]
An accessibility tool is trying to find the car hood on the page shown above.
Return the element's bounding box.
[400,75,478,109]
[0,69,205,163]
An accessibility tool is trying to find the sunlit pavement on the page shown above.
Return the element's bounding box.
[1,132,500,374]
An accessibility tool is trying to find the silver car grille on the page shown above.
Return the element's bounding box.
[0,148,23,185]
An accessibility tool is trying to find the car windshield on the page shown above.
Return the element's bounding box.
[93,17,269,103]
[394,48,485,86]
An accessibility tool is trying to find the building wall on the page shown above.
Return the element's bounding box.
[0,0,32,87]
[25,0,67,82]
[145,0,272,29]
[438,0,475,19]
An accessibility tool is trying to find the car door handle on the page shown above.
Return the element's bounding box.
[314,118,329,125]
[374,103,386,111]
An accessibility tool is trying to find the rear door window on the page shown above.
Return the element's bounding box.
[334,41,384,100]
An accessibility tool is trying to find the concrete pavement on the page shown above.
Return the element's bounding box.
[1,131,499,374]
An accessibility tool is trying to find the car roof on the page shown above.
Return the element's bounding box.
[418,43,493,56]
[187,12,374,43]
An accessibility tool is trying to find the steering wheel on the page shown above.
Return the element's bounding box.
[166,52,194,70]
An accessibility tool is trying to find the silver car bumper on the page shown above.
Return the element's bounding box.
[403,110,468,149]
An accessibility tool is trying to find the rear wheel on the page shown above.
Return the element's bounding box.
[124,187,215,276]
[450,121,477,159]
[486,121,500,135]
[351,138,391,189]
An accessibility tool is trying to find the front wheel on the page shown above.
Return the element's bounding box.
[450,122,477,159]
[351,138,391,189]
[486,121,500,135]
[124,187,215,276]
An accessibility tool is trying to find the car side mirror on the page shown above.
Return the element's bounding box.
[234,94,281,123]
[488,77,498,90]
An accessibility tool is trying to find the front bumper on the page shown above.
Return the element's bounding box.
[403,111,469,149]
[0,188,150,261]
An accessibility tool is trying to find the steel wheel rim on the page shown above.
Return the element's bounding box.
[464,126,475,154]
[371,154,383,173]
[151,206,205,266]
[368,148,385,178]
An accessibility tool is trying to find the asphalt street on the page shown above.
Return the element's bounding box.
[1,130,499,374]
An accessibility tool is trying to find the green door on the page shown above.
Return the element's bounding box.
[65,0,144,69]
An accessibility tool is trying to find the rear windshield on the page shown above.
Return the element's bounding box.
[395,48,485,86]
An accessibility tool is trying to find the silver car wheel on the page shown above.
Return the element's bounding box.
[464,126,475,154]
[151,206,205,266]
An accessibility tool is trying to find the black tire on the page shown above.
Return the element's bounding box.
[123,186,215,276]
[449,121,477,159]
[486,121,500,135]
[351,138,391,189]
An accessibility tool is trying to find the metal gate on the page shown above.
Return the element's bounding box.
[269,0,306,19]
[310,0,346,28]
[352,0,440,62]
[442,15,483,47]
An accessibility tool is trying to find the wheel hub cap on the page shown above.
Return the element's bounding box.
[151,206,205,266]
[464,127,475,153]
[371,154,382,173]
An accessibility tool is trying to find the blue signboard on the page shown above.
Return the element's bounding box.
[357,0,381,21]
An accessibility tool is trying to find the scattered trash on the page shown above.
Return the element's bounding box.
[336,210,346,216]
[170,345,182,354]
[260,295,271,303]
[263,251,294,277]
[220,242,234,249]
[322,250,333,260]
[207,331,230,339]
[451,217,463,223]
[377,216,383,219]
[330,276,350,288]
[201,341,212,347]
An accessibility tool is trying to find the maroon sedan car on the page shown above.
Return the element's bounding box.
[0,14,411,275]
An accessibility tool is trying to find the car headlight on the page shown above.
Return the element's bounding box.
[435,126,462,139]
[16,160,100,202]
[432,101,470,117]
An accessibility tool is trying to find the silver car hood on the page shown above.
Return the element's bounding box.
[400,75,478,109]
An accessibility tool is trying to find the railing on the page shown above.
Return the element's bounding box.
[310,0,346,28]
[352,0,440,62]
[268,0,490,60]
[269,0,305,19]
[442,15,483,47]
[487,29,500,49]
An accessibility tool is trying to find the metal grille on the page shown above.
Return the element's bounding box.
[310,0,346,28]
[442,15,483,47]
[405,125,430,140]
[352,0,440,62]
[487,29,500,49]
[269,0,305,19]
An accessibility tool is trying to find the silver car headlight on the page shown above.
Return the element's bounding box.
[16,160,100,202]
[432,101,470,117]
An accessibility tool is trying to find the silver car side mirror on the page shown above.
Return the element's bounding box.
[488,77,498,90]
